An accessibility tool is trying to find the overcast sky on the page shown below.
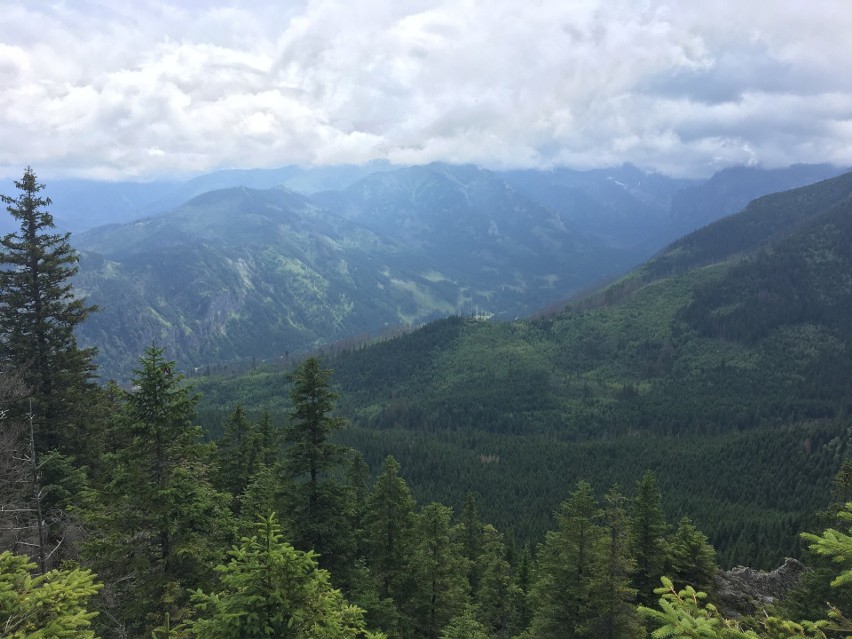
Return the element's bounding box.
[2,1,851,181]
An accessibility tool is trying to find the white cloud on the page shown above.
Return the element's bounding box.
[1,0,851,180]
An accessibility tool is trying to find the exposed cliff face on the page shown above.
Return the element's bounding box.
[714,558,807,618]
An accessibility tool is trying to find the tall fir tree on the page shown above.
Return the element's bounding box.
[187,514,384,639]
[589,485,644,639]
[282,357,350,575]
[528,481,605,639]
[216,403,258,512]
[474,524,520,639]
[83,346,232,637]
[364,456,417,638]
[0,167,97,455]
[629,470,669,607]
[407,503,471,639]
[668,516,718,595]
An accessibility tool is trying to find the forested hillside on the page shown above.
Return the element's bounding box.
[70,162,843,381]
[197,171,852,569]
[2,167,852,638]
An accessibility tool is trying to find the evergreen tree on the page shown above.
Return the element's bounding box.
[282,357,349,572]
[589,485,644,639]
[237,464,281,528]
[187,514,384,639]
[783,460,852,622]
[440,606,490,639]
[407,503,471,639]
[668,516,718,595]
[254,409,281,469]
[0,550,103,638]
[528,481,605,639]
[460,492,484,592]
[83,346,233,637]
[0,167,97,455]
[216,403,257,511]
[365,457,416,597]
[630,470,669,606]
[474,524,519,639]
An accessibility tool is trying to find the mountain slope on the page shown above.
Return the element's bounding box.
[73,166,643,380]
[211,170,852,435]
[195,171,852,566]
[312,162,634,311]
[74,187,459,379]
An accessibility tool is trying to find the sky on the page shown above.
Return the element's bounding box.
[2,0,852,181]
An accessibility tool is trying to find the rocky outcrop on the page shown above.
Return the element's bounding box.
[714,558,807,618]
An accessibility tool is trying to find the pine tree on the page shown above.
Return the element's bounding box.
[630,470,669,607]
[407,503,471,639]
[83,346,233,636]
[528,481,605,639]
[282,357,349,571]
[0,167,97,455]
[0,550,103,638]
[187,514,384,639]
[589,485,644,639]
[668,516,718,594]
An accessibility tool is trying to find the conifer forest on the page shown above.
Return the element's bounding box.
[2,166,852,639]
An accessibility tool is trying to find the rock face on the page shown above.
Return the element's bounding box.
[714,558,807,618]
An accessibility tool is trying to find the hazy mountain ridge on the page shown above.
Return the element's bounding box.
[63,162,847,380]
[199,169,852,432]
[193,171,852,565]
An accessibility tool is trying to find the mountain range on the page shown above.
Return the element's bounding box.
[193,168,852,567]
[57,161,845,380]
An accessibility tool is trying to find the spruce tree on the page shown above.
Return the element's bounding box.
[282,356,350,574]
[0,550,103,638]
[216,403,258,511]
[0,167,97,454]
[474,524,519,639]
[668,516,718,594]
[187,514,384,639]
[407,503,471,639]
[83,346,232,636]
[528,481,605,639]
[364,456,417,637]
[590,485,644,639]
[629,470,669,606]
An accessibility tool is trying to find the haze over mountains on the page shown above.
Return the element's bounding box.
[195,166,852,567]
[64,161,845,380]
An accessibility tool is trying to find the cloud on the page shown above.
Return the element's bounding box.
[1,0,851,180]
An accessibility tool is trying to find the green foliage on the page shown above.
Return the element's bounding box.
[592,486,644,639]
[186,514,383,639]
[639,578,757,639]
[0,550,103,638]
[474,524,521,639]
[640,576,834,639]
[528,481,607,639]
[363,456,416,637]
[669,517,718,595]
[631,472,670,607]
[0,167,97,455]
[407,503,471,639]
[82,346,233,636]
[802,503,852,588]
[439,607,489,639]
[282,357,351,573]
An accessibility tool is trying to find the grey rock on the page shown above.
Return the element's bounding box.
[713,558,807,618]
